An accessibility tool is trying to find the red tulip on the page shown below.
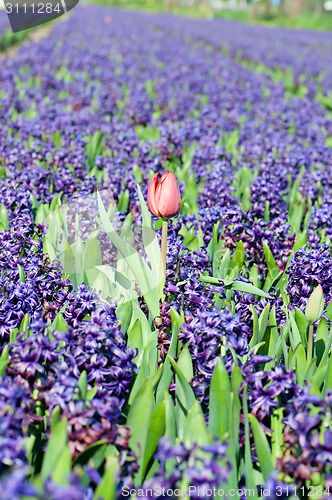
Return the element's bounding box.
[147,172,181,219]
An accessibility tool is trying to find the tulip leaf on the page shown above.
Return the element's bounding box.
[137,184,161,280]
[97,192,160,318]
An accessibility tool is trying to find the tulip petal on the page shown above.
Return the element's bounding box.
[155,171,181,219]
[147,173,161,217]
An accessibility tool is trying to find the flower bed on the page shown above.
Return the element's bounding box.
[0,5,332,498]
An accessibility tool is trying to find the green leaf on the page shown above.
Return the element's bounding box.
[41,419,68,480]
[230,240,245,270]
[184,400,209,447]
[0,344,9,375]
[84,236,102,286]
[52,446,71,485]
[51,313,68,332]
[218,249,231,279]
[19,313,29,333]
[117,189,130,213]
[263,241,278,275]
[63,241,76,288]
[289,343,306,385]
[177,345,193,381]
[116,301,133,335]
[127,379,154,459]
[169,353,195,440]
[243,385,258,496]
[17,264,25,283]
[52,130,62,148]
[288,311,302,350]
[312,364,327,390]
[78,371,87,400]
[87,131,104,172]
[323,354,332,394]
[164,391,176,444]
[140,401,166,483]
[208,358,231,441]
[43,236,57,262]
[295,307,309,346]
[74,441,107,467]
[258,304,271,344]
[0,204,9,230]
[156,320,179,405]
[141,331,158,379]
[201,276,272,298]
[249,414,274,481]
[93,455,118,500]
[168,355,195,405]
[137,184,161,279]
[51,406,61,431]
[127,319,144,364]
[97,192,159,318]
[315,317,329,365]
[271,408,283,463]
[249,306,259,348]
[49,192,63,213]
[228,280,272,298]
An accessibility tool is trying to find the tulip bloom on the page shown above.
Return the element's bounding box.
[147,171,181,297]
[147,172,181,220]
[305,284,324,325]
[305,284,324,370]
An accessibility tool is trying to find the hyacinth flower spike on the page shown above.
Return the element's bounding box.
[147,172,181,295]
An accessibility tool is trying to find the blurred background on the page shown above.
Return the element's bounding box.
[0,0,332,29]
[89,0,332,30]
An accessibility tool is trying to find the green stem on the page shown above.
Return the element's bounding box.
[307,323,314,370]
[159,219,168,297]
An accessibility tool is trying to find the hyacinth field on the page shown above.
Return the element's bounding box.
[1,5,332,498]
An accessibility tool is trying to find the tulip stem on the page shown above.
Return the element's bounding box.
[159,219,168,296]
[307,324,314,370]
